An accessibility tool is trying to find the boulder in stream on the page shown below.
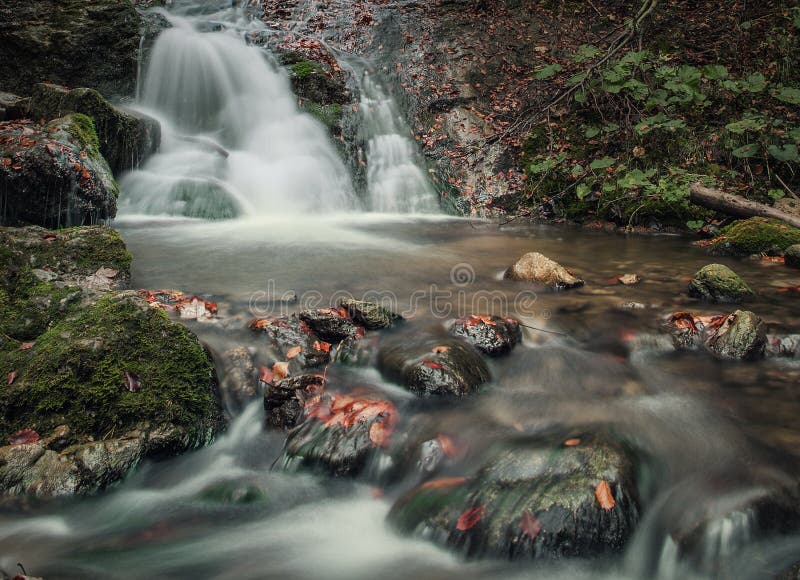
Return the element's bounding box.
[263,373,325,430]
[378,338,490,397]
[29,83,161,175]
[504,252,584,290]
[387,433,640,560]
[666,310,766,360]
[449,315,522,356]
[688,263,753,303]
[299,307,362,343]
[0,116,118,227]
[250,314,332,370]
[0,246,223,497]
[339,298,402,330]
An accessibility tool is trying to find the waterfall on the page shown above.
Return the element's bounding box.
[120,12,357,219]
[358,73,440,213]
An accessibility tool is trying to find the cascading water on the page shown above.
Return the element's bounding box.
[120,10,357,218]
[358,73,440,213]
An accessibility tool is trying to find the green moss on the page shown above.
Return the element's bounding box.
[290,60,325,79]
[300,102,343,130]
[711,217,800,255]
[688,263,753,303]
[67,113,101,157]
[0,292,221,445]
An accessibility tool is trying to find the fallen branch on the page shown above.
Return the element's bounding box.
[689,182,800,229]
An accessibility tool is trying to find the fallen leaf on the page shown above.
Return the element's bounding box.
[595,480,615,511]
[259,365,274,384]
[124,371,142,393]
[19,342,35,350]
[436,433,459,457]
[418,477,467,491]
[7,370,18,385]
[432,345,450,353]
[618,274,640,285]
[273,361,290,381]
[314,340,331,353]
[179,297,207,320]
[7,428,40,445]
[564,438,581,447]
[286,345,302,359]
[421,360,443,369]
[456,504,485,531]
[520,510,542,540]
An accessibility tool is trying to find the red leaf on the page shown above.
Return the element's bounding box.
[286,345,302,359]
[124,371,142,392]
[432,345,450,354]
[456,504,485,531]
[419,476,467,491]
[564,438,581,447]
[7,428,40,445]
[421,360,443,369]
[259,365,274,384]
[19,341,35,350]
[519,510,542,540]
[314,340,331,353]
[595,480,615,511]
[7,370,18,385]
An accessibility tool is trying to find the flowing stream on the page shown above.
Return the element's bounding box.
[1,2,800,579]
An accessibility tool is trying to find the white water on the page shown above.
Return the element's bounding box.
[120,11,357,218]
[359,73,440,213]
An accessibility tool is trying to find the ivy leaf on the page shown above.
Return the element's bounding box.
[533,63,562,80]
[767,144,799,162]
[772,86,800,105]
[731,143,760,158]
[576,183,592,200]
[589,157,616,170]
[725,118,767,134]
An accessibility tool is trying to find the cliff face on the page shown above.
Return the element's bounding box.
[0,0,141,98]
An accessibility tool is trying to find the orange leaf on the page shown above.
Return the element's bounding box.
[421,360,443,369]
[519,510,542,540]
[418,476,467,491]
[456,504,485,531]
[432,345,450,353]
[7,428,40,445]
[595,480,615,511]
[259,365,274,384]
[314,340,331,353]
[436,433,459,457]
[273,361,290,381]
[564,438,581,447]
[7,370,18,385]
[19,341,35,350]
[286,345,302,359]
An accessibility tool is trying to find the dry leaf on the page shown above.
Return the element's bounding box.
[519,510,542,540]
[456,504,485,531]
[564,438,581,447]
[273,361,290,381]
[286,345,302,359]
[7,428,40,445]
[595,480,615,511]
[19,342,35,350]
[7,370,18,385]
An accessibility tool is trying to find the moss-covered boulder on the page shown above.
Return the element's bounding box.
[504,252,584,290]
[0,0,141,98]
[709,218,800,256]
[0,225,131,340]
[0,292,224,496]
[785,244,800,269]
[388,433,640,560]
[29,83,161,175]
[688,263,753,303]
[0,115,118,228]
[705,309,766,361]
[288,59,351,106]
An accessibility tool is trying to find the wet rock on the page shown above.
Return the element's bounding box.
[705,310,766,360]
[709,218,800,257]
[249,315,331,369]
[618,273,640,285]
[299,308,361,342]
[0,0,142,98]
[0,116,118,228]
[263,373,325,430]
[688,263,753,303]
[279,390,398,477]
[785,244,800,269]
[0,291,224,496]
[766,335,800,358]
[378,338,490,397]
[388,434,640,560]
[0,92,30,121]
[29,83,161,174]
[219,347,258,410]
[332,335,377,366]
[449,315,522,357]
[339,298,402,330]
[287,59,351,106]
[504,252,584,289]
[666,310,766,360]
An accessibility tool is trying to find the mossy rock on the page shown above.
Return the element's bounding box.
[0,291,223,448]
[290,60,326,79]
[30,83,161,175]
[388,433,641,560]
[0,115,118,228]
[288,60,350,106]
[688,263,753,303]
[0,225,131,340]
[300,102,343,134]
[709,218,800,256]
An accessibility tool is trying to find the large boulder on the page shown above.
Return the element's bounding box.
[0,231,223,497]
[378,338,490,397]
[0,115,118,227]
[504,252,584,289]
[388,433,640,560]
[0,0,142,98]
[29,83,161,175]
[299,307,362,343]
[665,310,767,360]
[687,263,753,303]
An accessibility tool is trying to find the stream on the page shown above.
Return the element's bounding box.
[2,1,800,578]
